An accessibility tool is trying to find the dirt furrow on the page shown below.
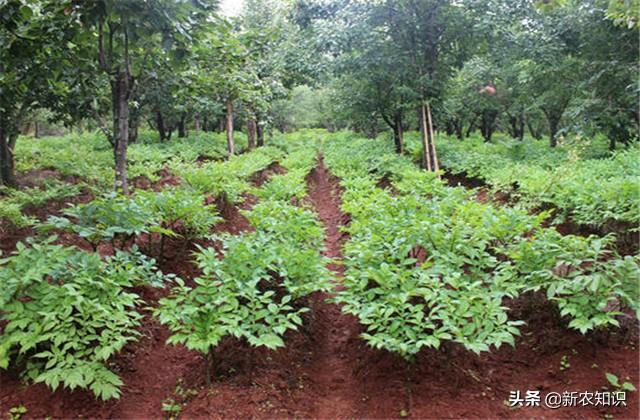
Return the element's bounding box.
[305,155,365,418]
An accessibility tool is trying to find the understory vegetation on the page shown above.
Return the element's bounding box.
[321,133,638,357]
[1,129,638,401]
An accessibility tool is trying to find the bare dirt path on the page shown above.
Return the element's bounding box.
[305,155,365,418]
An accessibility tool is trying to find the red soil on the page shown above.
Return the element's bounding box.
[445,170,487,189]
[302,157,364,418]
[474,187,511,206]
[250,162,287,188]
[131,167,182,192]
[1,158,638,419]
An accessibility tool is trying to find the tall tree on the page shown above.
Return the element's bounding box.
[75,0,211,192]
[0,0,82,186]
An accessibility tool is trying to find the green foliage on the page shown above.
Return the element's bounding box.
[156,197,330,371]
[271,85,335,131]
[320,131,639,357]
[0,0,89,186]
[14,133,114,188]
[508,230,640,333]
[433,133,640,226]
[135,187,221,240]
[254,168,309,202]
[8,405,28,420]
[41,192,167,249]
[0,237,169,400]
[605,0,639,29]
[244,201,325,250]
[322,133,529,356]
[0,200,30,229]
[176,146,283,203]
[279,145,318,171]
[134,130,244,161]
[12,130,238,195]
[157,231,328,351]
[605,372,637,392]
[40,187,220,257]
[0,180,81,228]
[127,145,172,183]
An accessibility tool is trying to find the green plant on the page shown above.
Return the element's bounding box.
[0,237,170,400]
[0,200,35,228]
[134,187,221,258]
[162,398,182,418]
[136,188,221,239]
[41,192,171,250]
[509,231,640,333]
[430,132,640,227]
[127,145,172,183]
[177,146,283,204]
[605,372,637,392]
[253,169,309,202]
[318,130,639,358]
[322,134,533,357]
[244,201,325,249]
[0,180,82,228]
[14,132,114,189]
[156,200,330,382]
[109,245,173,288]
[7,405,27,420]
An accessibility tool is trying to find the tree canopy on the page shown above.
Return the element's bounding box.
[0,0,637,187]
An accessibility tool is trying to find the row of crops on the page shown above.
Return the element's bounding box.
[320,132,639,357]
[0,130,248,228]
[0,128,638,402]
[404,132,640,228]
[0,134,328,400]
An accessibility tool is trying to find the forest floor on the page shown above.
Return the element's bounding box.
[0,158,638,419]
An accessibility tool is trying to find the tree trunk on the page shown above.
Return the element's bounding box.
[507,110,526,141]
[508,114,519,139]
[112,70,131,194]
[155,108,167,142]
[393,113,404,154]
[34,122,40,139]
[369,120,379,139]
[546,113,560,148]
[481,110,497,142]
[454,119,463,140]
[444,120,454,136]
[465,116,477,138]
[527,120,542,140]
[518,113,525,141]
[257,122,264,147]
[247,117,257,150]
[129,112,139,144]
[0,124,18,187]
[225,99,235,155]
[426,102,439,172]
[194,113,201,132]
[178,113,187,138]
[419,105,432,171]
